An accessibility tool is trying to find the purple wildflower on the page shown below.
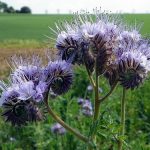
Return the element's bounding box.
[87,85,93,92]
[51,123,66,135]
[2,99,43,126]
[0,79,44,125]
[113,31,150,89]
[33,81,48,102]
[82,100,93,117]
[77,98,93,117]
[77,98,84,105]
[17,81,36,101]
[10,55,42,84]
[44,60,73,95]
[0,81,19,106]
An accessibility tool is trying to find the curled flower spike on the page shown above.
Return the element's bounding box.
[44,60,73,95]
[2,100,43,126]
[118,51,147,90]
[50,22,82,64]
[76,10,121,50]
[80,42,95,73]
[56,31,80,63]
[0,74,46,125]
[113,35,150,89]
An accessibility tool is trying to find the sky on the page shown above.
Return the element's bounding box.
[2,0,150,14]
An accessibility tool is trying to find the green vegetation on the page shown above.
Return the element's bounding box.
[0,14,72,41]
[0,14,150,149]
[0,67,150,149]
[0,14,150,42]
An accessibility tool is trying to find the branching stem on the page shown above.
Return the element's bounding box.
[99,81,118,103]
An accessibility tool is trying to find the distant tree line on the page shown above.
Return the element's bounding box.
[0,1,31,13]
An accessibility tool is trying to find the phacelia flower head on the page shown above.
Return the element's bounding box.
[44,60,73,95]
[51,123,66,135]
[56,31,80,63]
[0,78,44,126]
[51,22,82,64]
[2,99,43,126]
[0,81,19,106]
[52,9,122,75]
[113,35,150,89]
[10,55,42,84]
[76,9,121,51]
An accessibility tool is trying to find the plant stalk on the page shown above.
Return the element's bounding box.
[118,88,126,150]
[93,72,100,121]
[45,100,89,143]
[85,64,96,89]
[99,81,118,103]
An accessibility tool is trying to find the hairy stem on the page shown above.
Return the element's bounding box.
[99,81,118,103]
[93,72,100,121]
[45,99,89,143]
[118,88,126,150]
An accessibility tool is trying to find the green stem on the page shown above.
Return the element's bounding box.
[85,65,96,89]
[93,71,100,121]
[118,88,126,150]
[99,81,118,103]
[45,100,89,143]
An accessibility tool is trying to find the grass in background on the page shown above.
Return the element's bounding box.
[0,13,150,43]
[0,14,72,42]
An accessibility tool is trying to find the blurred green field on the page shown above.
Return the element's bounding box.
[0,13,150,42]
[0,14,150,150]
[0,14,71,45]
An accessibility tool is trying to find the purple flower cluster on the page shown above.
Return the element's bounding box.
[109,29,150,89]
[52,9,150,90]
[77,98,93,117]
[51,123,66,135]
[53,10,122,74]
[0,55,73,125]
